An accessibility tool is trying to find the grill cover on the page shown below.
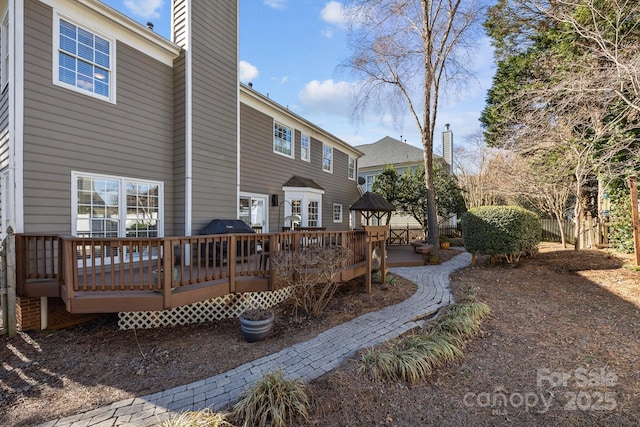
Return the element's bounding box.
[199,219,256,265]
[199,219,255,235]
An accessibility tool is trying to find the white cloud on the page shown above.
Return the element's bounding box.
[298,79,355,116]
[124,0,163,20]
[264,0,287,10]
[321,1,346,26]
[239,61,259,82]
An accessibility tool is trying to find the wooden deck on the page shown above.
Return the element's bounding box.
[387,245,428,267]
[14,229,381,314]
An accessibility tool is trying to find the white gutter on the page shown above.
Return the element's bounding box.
[236,2,240,225]
[183,0,193,236]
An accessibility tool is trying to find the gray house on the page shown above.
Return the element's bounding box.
[0,0,362,241]
[356,133,453,229]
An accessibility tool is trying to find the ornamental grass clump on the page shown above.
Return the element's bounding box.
[358,300,491,383]
[233,370,309,427]
[160,409,233,427]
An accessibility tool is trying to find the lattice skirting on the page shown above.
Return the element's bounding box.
[117,287,294,330]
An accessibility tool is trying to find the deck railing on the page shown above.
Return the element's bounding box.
[15,230,369,313]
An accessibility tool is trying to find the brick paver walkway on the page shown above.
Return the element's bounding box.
[39,251,472,427]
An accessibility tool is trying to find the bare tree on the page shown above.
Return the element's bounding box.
[454,131,506,209]
[343,0,488,245]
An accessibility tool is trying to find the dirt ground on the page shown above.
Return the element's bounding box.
[2,244,639,426]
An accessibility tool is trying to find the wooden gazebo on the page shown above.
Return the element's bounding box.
[349,191,396,226]
[350,192,396,290]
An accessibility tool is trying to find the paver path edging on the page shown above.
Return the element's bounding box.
[40,251,472,427]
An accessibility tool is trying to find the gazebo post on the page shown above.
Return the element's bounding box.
[349,192,397,293]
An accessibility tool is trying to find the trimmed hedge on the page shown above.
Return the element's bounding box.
[461,206,541,258]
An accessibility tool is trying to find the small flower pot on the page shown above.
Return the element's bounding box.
[239,309,274,343]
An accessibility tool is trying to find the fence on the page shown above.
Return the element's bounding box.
[540,219,575,244]
[386,224,462,245]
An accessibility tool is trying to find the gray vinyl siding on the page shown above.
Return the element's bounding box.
[240,103,361,232]
[188,0,238,231]
[22,1,175,234]
[172,51,186,236]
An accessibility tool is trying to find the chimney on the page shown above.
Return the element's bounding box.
[442,125,453,172]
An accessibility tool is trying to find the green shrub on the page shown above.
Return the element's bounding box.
[461,206,541,261]
[160,409,232,427]
[608,189,634,254]
[233,370,308,427]
[358,299,491,384]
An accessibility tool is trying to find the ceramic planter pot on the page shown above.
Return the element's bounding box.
[239,309,274,343]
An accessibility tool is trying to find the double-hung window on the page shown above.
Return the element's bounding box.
[274,122,293,157]
[308,201,319,227]
[301,133,310,162]
[365,175,375,192]
[322,144,333,173]
[0,11,8,90]
[333,203,343,223]
[348,156,356,180]
[55,16,113,102]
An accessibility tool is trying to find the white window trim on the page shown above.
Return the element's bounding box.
[239,192,269,232]
[322,143,333,173]
[0,9,9,91]
[333,203,343,223]
[52,11,116,103]
[283,188,324,228]
[364,174,376,192]
[300,133,310,162]
[348,156,356,180]
[273,121,294,159]
[71,171,164,238]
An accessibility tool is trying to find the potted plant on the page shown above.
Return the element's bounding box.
[439,235,451,250]
[239,308,274,343]
[152,267,179,286]
[427,255,440,265]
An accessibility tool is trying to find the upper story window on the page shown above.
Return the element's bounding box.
[301,133,310,162]
[1,10,9,90]
[274,122,293,158]
[365,175,375,192]
[55,16,114,102]
[322,144,333,173]
[348,156,356,180]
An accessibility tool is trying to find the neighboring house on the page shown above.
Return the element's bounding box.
[356,133,453,229]
[0,0,362,241]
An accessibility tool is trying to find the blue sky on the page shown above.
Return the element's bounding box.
[102,0,495,153]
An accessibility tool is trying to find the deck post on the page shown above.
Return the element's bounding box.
[365,238,372,293]
[229,235,236,293]
[62,237,76,311]
[162,239,172,309]
[5,228,17,337]
[268,234,276,290]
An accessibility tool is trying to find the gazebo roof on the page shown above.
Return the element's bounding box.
[349,192,396,212]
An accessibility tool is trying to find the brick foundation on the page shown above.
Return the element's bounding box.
[16,297,100,331]
[16,296,41,331]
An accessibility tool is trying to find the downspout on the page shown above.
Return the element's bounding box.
[184,0,193,236]
[236,2,240,227]
[11,0,24,234]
